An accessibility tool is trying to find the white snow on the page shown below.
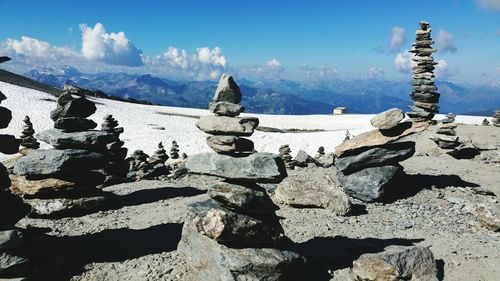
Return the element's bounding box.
[0,81,489,161]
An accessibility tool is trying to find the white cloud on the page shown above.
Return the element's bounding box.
[299,64,338,80]
[435,59,452,78]
[394,50,416,72]
[267,59,282,68]
[435,29,457,53]
[0,36,77,60]
[390,26,407,51]
[368,67,384,78]
[79,23,143,67]
[196,47,226,68]
[476,0,500,11]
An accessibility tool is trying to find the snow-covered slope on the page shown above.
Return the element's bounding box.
[0,81,488,161]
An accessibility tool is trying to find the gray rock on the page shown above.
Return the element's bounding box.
[337,165,402,202]
[196,116,259,137]
[467,203,500,232]
[209,182,277,215]
[335,142,415,174]
[37,129,117,150]
[178,217,306,281]
[206,136,254,154]
[0,106,12,129]
[353,246,438,281]
[410,92,440,103]
[25,196,107,216]
[436,126,456,136]
[293,150,318,167]
[0,230,24,251]
[316,152,335,168]
[0,252,30,277]
[0,135,21,155]
[50,93,96,121]
[186,152,286,183]
[209,101,244,117]
[213,74,241,104]
[430,136,460,149]
[54,117,97,132]
[13,149,108,177]
[186,200,284,245]
[275,174,351,215]
[370,108,405,130]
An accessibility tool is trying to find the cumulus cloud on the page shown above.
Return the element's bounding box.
[0,36,77,60]
[237,59,285,80]
[394,50,416,72]
[80,23,143,67]
[390,26,407,51]
[475,0,500,11]
[368,67,384,78]
[435,29,458,53]
[299,64,338,80]
[435,59,452,78]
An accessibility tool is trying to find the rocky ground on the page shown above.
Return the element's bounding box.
[14,124,500,281]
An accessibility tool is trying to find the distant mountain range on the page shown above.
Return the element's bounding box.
[19,65,500,115]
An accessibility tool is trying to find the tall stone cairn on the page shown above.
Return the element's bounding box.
[407,21,440,122]
[12,89,117,216]
[0,88,31,279]
[279,144,295,169]
[169,140,180,159]
[100,115,129,186]
[20,116,40,149]
[180,74,305,280]
[150,142,169,165]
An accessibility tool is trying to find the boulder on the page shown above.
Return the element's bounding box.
[196,116,259,137]
[37,129,117,150]
[209,101,244,117]
[467,203,500,232]
[209,182,277,215]
[0,135,21,155]
[370,108,405,130]
[0,106,12,129]
[186,152,287,183]
[213,74,242,104]
[13,149,108,177]
[54,117,97,132]
[206,136,254,154]
[316,152,335,168]
[352,246,438,281]
[337,165,402,202]
[293,150,318,167]
[335,122,428,157]
[275,172,351,215]
[335,142,415,174]
[178,217,306,281]
[50,94,96,121]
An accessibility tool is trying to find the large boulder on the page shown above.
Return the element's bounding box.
[37,129,117,150]
[213,74,242,104]
[352,246,438,281]
[186,152,287,183]
[370,108,405,130]
[196,116,259,137]
[337,165,402,202]
[50,93,96,121]
[13,149,108,178]
[335,142,415,174]
[178,217,306,281]
[335,122,428,157]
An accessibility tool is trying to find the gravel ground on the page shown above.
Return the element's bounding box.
[15,124,500,281]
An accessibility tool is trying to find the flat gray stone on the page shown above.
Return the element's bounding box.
[196,116,258,137]
[206,136,254,154]
[186,152,286,183]
[370,108,405,130]
[213,74,241,104]
[13,149,108,177]
[209,182,277,215]
[37,129,117,150]
[50,93,96,121]
[54,117,97,132]
[209,101,244,117]
[335,141,415,174]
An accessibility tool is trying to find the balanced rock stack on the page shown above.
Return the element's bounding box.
[315,146,325,159]
[20,116,40,150]
[169,140,180,159]
[335,108,425,202]
[407,21,440,122]
[11,91,116,216]
[0,89,31,279]
[150,142,169,165]
[492,110,500,127]
[180,74,305,280]
[429,124,480,159]
[442,113,456,124]
[278,144,295,169]
[127,150,151,180]
[100,115,129,186]
[482,118,490,126]
[430,124,460,149]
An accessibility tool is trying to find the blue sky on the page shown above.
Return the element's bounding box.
[0,0,499,82]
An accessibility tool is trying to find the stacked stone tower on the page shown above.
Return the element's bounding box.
[278,144,294,169]
[169,140,180,159]
[407,21,440,122]
[20,116,40,149]
[0,88,31,279]
[100,115,129,186]
[11,91,116,216]
[180,74,305,280]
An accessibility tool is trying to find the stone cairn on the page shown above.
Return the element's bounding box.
[441,113,456,124]
[492,110,500,127]
[344,130,351,142]
[482,118,490,126]
[180,74,305,280]
[430,124,460,150]
[150,142,169,165]
[20,116,40,150]
[335,108,426,202]
[100,115,129,186]
[11,90,116,216]
[430,123,479,159]
[315,146,325,159]
[127,150,151,180]
[169,140,180,159]
[278,144,295,169]
[407,21,440,122]
[0,88,31,279]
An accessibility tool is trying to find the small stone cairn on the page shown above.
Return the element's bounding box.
[20,116,40,150]
[441,113,456,124]
[315,146,325,159]
[482,118,490,126]
[150,142,169,165]
[278,144,295,169]
[492,110,500,127]
[180,74,305,280]
[407,21,440,122]
[430,123,480,159]
[335,108,425,202]
[11,90,116,216]
[0,87,31,279]
[100,115,129,186]
[127,150,151,180]
[169,140,180,159]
